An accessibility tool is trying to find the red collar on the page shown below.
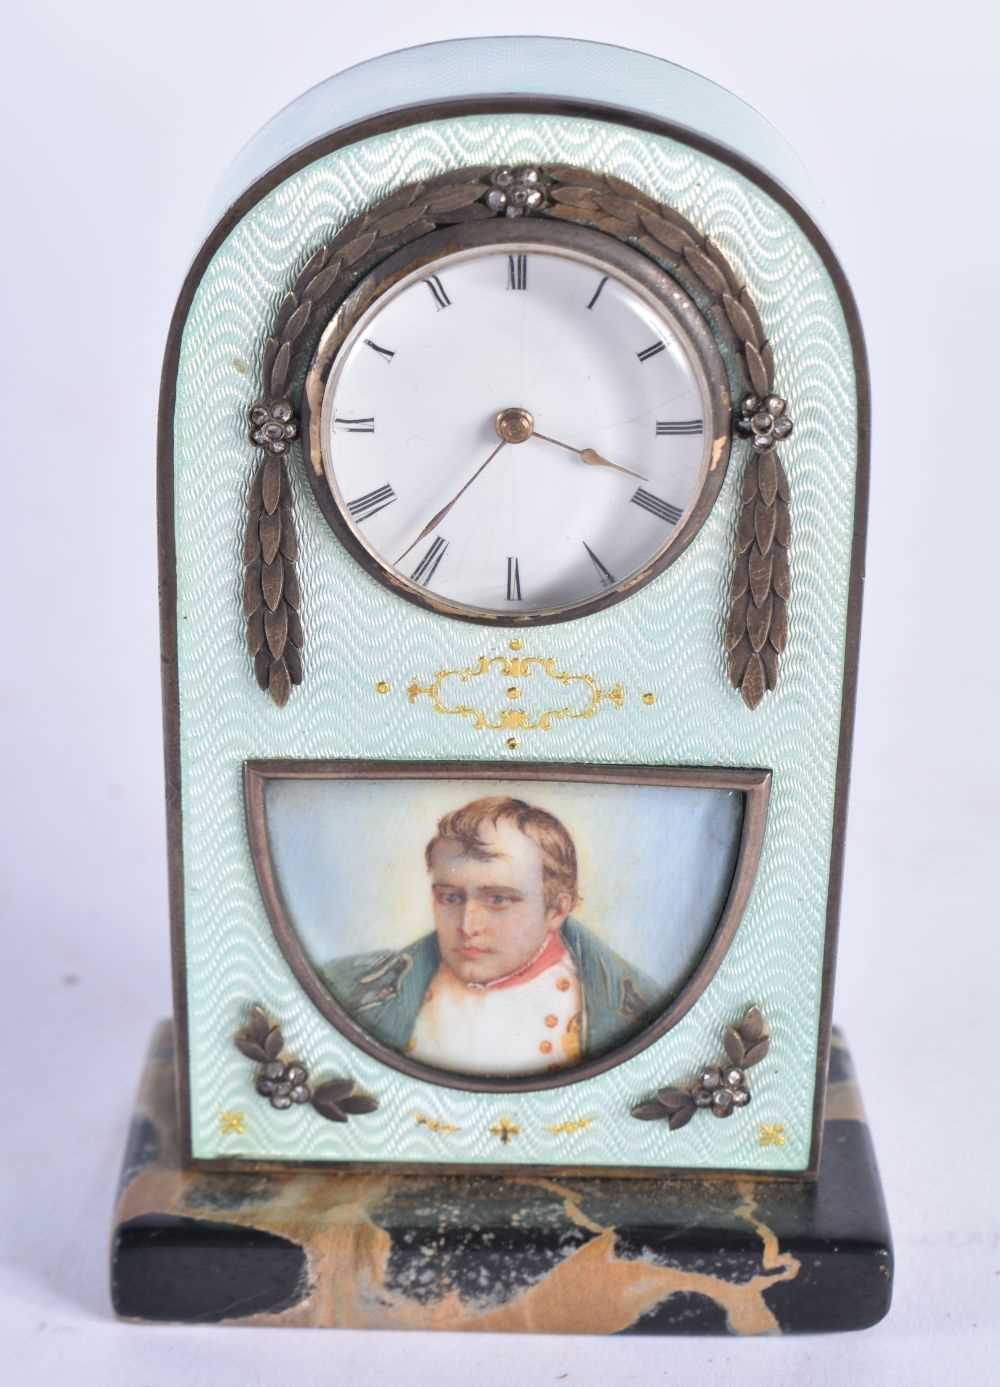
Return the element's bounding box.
[473,929,568,991]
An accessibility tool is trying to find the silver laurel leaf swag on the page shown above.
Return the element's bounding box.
[242,164,793,709]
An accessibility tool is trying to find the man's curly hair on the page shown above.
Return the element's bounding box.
[425,795,580,910]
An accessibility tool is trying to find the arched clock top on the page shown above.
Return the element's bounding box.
[242,165,793,709]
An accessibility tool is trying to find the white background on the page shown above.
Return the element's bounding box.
[2,2,997,1383]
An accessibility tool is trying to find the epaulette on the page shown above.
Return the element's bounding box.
[347,949,414,1012]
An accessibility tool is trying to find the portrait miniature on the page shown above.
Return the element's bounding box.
[254,772,746,1081]
[323,795,661,1075]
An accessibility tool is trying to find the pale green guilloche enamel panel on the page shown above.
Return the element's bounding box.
[170,111,858,1170]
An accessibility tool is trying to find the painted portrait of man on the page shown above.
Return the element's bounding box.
[321,795,661,1077]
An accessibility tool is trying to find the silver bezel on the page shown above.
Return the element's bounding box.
[302,219,732,626]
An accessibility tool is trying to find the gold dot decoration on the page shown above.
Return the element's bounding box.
[508,639,524,651]
[219,1110,246,1136]
[641,692,656,705]
[375,680,390,694]
[506,737,520,750]
[506,686,520,700]
[758,1123,786,1148]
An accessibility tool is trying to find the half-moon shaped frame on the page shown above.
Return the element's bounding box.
[244,759,771,1095]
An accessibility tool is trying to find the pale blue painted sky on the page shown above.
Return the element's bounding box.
[265,776,742,1000]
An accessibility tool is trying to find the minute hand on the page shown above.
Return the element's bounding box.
[532,431,647,482]
[395,439,507,566]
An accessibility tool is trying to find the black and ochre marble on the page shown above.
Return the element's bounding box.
[110,1024,892,1333]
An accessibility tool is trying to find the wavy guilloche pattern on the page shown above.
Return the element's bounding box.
[171,113,858,1170]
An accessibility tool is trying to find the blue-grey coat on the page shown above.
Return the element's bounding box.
[320,919,660,1059]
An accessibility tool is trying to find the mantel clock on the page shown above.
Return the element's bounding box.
[111,38,891,1336]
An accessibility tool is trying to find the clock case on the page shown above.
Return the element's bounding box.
[114,37,892,1336]
[151,46,870,1185]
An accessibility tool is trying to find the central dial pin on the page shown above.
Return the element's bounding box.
[495,407,535,445]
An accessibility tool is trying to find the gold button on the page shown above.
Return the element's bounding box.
[544,1013,558,1028]
[539,1040,553,1054]
[556,977,570,992]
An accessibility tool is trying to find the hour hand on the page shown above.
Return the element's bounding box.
[533,431,647,482]
[578,447,647,482]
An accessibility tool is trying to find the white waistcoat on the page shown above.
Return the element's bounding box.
[409,951,582,1076]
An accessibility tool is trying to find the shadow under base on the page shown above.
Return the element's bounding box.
[110,1023,892,1334]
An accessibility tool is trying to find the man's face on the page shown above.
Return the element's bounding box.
[428,819,571,984]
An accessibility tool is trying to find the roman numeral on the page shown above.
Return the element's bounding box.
[586,275,609,310]
[364,339,395,363]
[424,275,451,310]
[656,419,703,436]
[347,483,396,522]
[506,557,522,602]
[507,255,527,290]
[637,341,666,363]
[631,488,682,525]
[582,541,615,588]
[411,535,448,585]
[334,416,375,432]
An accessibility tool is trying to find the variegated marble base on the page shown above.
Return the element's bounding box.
[110,1023,891,1334]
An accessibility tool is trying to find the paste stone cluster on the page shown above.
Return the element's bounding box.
[249,398,299,455]
[485,166,546,217]
[256,1059,311,1110]
[736,394,794,453]
[692,1064,751,1118]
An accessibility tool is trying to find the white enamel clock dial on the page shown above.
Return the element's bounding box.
[315,232,728,621]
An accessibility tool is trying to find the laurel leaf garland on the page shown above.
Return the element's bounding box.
[552,160,797,710]
[243,163,791,707]
[242,452,303,701]
[726,445,791,708]
[242,170,501,705]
